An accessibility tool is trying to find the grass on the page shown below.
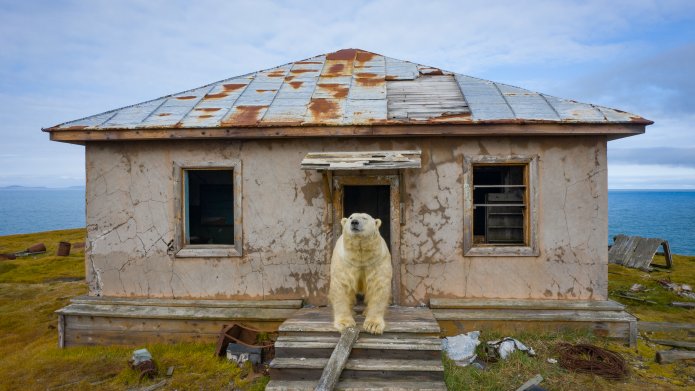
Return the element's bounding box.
[0,229,268,390]
[0,229,693,390]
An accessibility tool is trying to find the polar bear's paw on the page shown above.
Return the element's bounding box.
[363,317,385,335]
[334,317,356,332]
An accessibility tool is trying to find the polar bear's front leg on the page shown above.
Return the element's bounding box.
[329,275,357,332]
[363,265,392,335]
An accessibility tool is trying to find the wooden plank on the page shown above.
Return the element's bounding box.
[438,319,631,341]
[429,298,624,311]
[271,368,444,382]
[69,295,303,309]
[672,302,695,309]
[271,358,443,372]
[267,379,447,391]
[432,309,636,322]
[638,322,695,332]
[279,307,439,334]
[632,238,663,269]
[57,303,298,321]
[65,314,281,333]
[656,350,695,364]
[648,339,695,350]
[315,327,359,391]
[65,329,218,347]
[608,234,632,265]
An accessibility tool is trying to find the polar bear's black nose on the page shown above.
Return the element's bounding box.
[351,220,359,227]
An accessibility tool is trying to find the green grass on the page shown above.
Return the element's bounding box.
[1,229,694,390]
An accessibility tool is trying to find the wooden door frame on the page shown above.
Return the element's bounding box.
[332,174,402,305]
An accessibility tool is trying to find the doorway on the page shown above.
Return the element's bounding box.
[343,185,391,249]
[332,175,401,304]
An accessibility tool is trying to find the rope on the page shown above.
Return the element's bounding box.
[556,343,629,380]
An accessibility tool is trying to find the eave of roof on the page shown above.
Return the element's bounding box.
[44,48,652,142]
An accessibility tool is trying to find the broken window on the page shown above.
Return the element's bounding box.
[472,165,526,245]
[463,155,538,256]
[184,169,234,245]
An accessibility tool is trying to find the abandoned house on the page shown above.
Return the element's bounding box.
[46,49,651,355]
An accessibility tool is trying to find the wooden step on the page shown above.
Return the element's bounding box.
[265,379,447,391]
[430,298,626,311]
[279,307,440,335]
[275,335,442,359]
[269,358,444,381]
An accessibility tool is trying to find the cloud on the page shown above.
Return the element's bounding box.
[608,164,695,189]
[1,0,694,187]
[609,148,695,168]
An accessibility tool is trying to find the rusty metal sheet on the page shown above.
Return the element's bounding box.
[47,48,652,132]
[454,75,515,121]
[495,83,559,121]
[385,57,418,81]
[542,94,607,122]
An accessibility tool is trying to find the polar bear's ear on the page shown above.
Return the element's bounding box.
[375,219,382,228]
[341,217,348,227]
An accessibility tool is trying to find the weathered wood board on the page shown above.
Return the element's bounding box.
[609,234,672,270]
[315,327,359,391]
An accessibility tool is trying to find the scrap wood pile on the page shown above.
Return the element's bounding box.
[0,241,85,259]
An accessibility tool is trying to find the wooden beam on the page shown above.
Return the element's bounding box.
[656,350,695,364]
[648,339,695,350]
[315,327,359,391]
[47,123,646,143]
[638,321,695,332]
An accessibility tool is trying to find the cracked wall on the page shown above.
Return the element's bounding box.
[85,135,607,305]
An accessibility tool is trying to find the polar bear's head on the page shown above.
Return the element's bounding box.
[341,213,382,238]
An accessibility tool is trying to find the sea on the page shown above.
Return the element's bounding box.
[0,188,693,255]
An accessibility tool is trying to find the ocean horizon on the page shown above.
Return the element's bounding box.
[1,187,693,255]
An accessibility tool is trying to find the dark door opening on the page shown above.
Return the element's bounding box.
[343,185,391,249]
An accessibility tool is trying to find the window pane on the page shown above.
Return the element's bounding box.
[185,169,234,245]
[473,165,525,245]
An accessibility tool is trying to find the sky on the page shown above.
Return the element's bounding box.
[1,0,694,189]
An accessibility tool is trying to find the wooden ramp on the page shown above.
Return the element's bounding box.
[267,306,446,391]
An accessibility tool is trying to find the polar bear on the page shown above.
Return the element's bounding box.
[329,213,392,334]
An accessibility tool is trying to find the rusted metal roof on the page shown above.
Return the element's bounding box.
[300,150,421,170]
[45,49,652,133]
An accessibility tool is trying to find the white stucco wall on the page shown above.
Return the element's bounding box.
[85,135,607,305]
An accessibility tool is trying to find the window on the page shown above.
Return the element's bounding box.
[174,160,242,257]
[185,170,234,245]
[463,155,538,256]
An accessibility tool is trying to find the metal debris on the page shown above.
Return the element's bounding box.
[486,337,536,360]
[129,348,157,380]
[556,343,628,380]
[658,280,695,300]
[45,49,651,133]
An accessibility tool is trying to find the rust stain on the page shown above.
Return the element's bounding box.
[176,95,197,100]
[317,83,349,99]
[204,92,229,99]
[256,89,277,93]
[289,81,304,89]
[157,113,171,117]
[290,68,316,74]
[222,83,247,92]
[355,51,376,62]
[328,63,345,74]
[222,105,268,126]
[284,75,295,81]
[426,112,472,122]
[419,68,444,76]
[308,98,340,120]
[198,114,213,119]
[356,72,377,78]
[355,77,384,87]
[195,107,221,112]
[326,49,358,61]
[266,70,286,77]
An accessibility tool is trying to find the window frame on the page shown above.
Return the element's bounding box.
[173,159,242,258]
[463,155,539,257]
